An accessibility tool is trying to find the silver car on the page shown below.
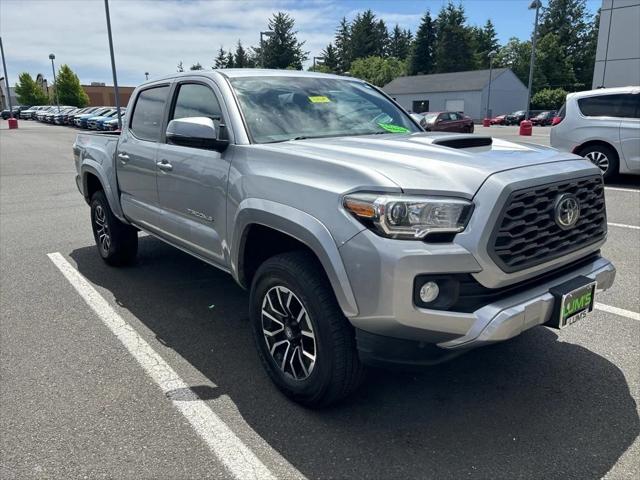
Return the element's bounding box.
[550,86,640,179]
[73,70,615,406]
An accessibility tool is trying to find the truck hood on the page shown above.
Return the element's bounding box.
[253,132,576,198]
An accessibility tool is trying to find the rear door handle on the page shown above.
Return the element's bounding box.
[156,160,173,172]
[117,152,130,164]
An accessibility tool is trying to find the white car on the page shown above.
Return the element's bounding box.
[550,86,640,179]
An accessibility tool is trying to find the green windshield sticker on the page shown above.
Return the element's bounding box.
[308,96,331,103]
[377,123,410,133]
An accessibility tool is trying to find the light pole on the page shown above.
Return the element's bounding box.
[104,0,122,129]
[0,37,13,117]
[313,56,324,71]
[485,50,497,119]
[145,72,149,81]
[260,30,274,68]
[49,53,60,112]
[525,0,543,120]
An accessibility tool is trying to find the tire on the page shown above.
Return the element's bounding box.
[250,251,365,407]
[90,190,138,266]
[577,143,619,180]
[467,124,474,133]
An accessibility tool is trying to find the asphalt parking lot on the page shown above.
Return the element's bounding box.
[1,121,638,480]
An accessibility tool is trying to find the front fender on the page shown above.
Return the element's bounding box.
[231,199,359,318]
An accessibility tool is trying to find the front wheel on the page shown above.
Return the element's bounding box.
[250,252,365,407]
[90,191,138,266]
[578,144,619,180]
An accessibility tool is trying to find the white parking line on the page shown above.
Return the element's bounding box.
[595,303,640,321]
[605,186,639,194]
[47,252,280,480]
[608,222,640,231]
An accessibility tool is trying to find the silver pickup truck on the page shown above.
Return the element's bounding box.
[74,70,615,406]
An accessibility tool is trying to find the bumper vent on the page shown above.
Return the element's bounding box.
[489,175,606,272]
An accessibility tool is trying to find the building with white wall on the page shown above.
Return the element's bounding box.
[593,0,640,88]
[383,68,527,121]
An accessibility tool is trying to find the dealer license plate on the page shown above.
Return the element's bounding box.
[549,277,597,329]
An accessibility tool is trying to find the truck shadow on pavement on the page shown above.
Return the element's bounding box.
[70,237,639,480]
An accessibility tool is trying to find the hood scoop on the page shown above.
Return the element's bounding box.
[431,135,492,149]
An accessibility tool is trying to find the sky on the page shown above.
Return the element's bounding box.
[0,0,601,87]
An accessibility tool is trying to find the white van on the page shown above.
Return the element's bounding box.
[550,86,640,179]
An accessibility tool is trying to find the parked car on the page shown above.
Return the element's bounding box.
[531,110,556,126]
[550,86,640,179]
[88,109,120,130]
[21,105,49,119]
[73,70,615,406]
[101,117,120,131]
[53,107,77,125]
[490,114,506,125]
[421,111,474,133]
[68,107,97,125]
[505,110,527,125]
[1,105,28,119]
[36,106,57,121]
[75,107,112,128]
[96,109,125,130]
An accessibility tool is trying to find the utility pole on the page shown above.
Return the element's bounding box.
[485,51,497,119]
[0,37,13,115]
[260,30,274,68]
[49,54,60,112]
[525,0,542,120]
[104,0,122,129]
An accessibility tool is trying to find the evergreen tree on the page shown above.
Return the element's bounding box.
[539,0,588,57]
[234,40,249,68]
[214,47,227,69]
[473,19,500,68]
[389,25,413,61]
[190,62,203,71]
[535,33,576,89]
[14,72,49,105]
[408,11,436,75]
[177,61,184,72]
[574,9,599,89]
[433,3,475,73]
[262,12,308,69]
[350,10,380,61]
[320,43,339,72]
[374,19,390,57]
[53,65,89,107]
[225,51,235,68]
[334,17,351,73]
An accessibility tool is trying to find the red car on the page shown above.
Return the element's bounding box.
[490,114,506,125]
[420,111,474,133]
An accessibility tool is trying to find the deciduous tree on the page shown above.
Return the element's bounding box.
[53,65,89,107]
[14,72,49,105]
[349,56,405,87]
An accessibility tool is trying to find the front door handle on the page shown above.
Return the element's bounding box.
[156,160,173,172]
[117,152,130,164]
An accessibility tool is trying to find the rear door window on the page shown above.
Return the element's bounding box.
[130,85,170,141]
[578,94,638,118]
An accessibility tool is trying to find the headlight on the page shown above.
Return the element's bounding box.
[343,193,472,240]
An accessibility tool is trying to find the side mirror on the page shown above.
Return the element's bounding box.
[166,116,229,152]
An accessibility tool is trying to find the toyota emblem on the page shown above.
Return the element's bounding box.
[554,194,580,229]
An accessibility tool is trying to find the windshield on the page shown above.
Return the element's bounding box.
[422,113,438,122]
[229,76,420,143]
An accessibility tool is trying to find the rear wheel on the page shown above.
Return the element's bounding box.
[250,251,365,407]
[577,144,619,180]
[90,190,138,266]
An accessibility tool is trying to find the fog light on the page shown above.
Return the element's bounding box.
[419,281,439,303]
